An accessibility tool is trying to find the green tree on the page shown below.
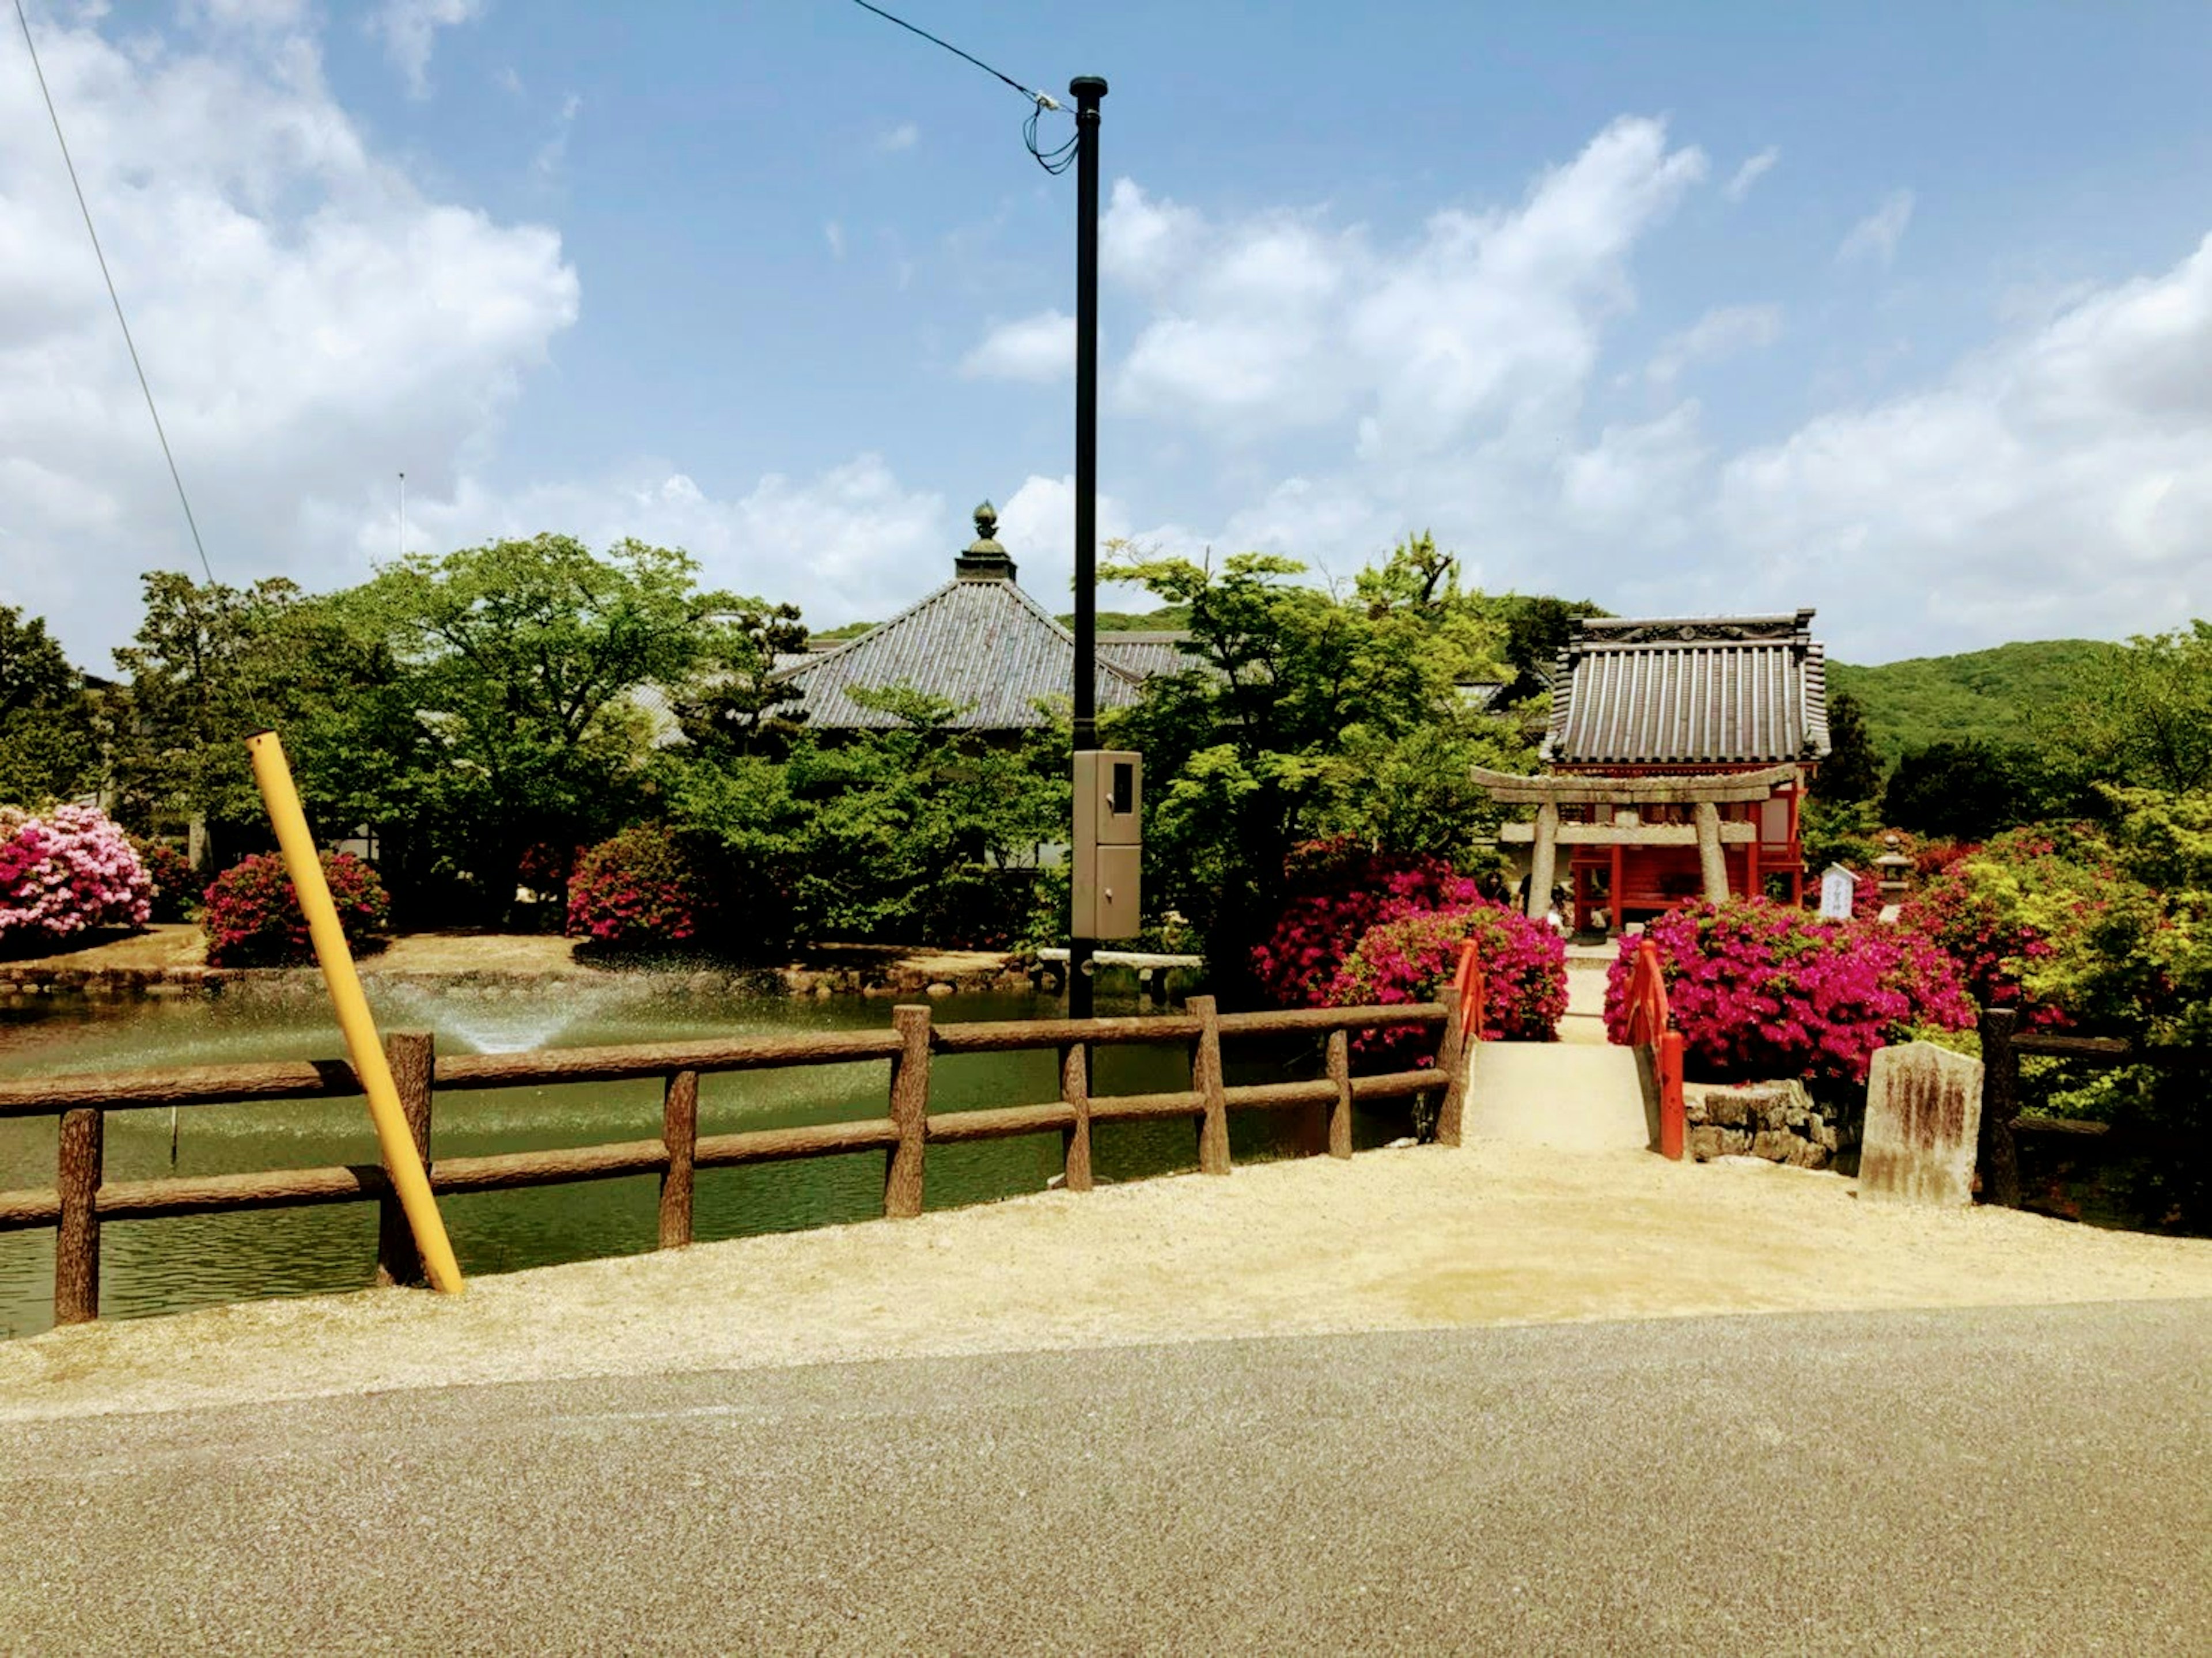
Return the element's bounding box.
[674,598,809,758]
[1812,688,1884,804]
[1101,539,1532,995]
[105,573,399,859]
[1884,739,2049,841]
[0,604,100,806]
[349,535,734,922]
[2040,622,2212,795]
[666,686,1069,950]
[1491,593,1610,705]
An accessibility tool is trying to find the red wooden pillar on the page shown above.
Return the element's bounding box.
[1608,842,1624,932]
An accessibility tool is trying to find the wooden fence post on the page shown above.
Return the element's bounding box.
[1976,1006,2021,1208]
[884,1005,931,1218]
[376,1031,435,1288]
[1432,995,1468,1147]
[1189,995,1232,1175]
[1059,1043,1093,1192]
[55,1106,103,1325]
[1326,1029,1354,1160]
[659,1068,699,1248]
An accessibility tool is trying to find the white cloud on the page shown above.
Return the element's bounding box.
[823,221,845,260]
[532,92,581,181]
[1838,189,1915,267]
[874,122,918,154]
[1717,232,2212,650]
[368,0,486,99]
[0,10,576,662]
[960,310,1074,382]
[382,456,952,627]
[1105,117,1707,453]
[1073,124,2212,655]
[1724,147,1779,203]
[1646,303,1783,384]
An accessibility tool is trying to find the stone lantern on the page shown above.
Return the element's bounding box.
[1874,833,1914,911]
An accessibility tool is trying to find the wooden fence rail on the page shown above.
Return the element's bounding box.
[1,995,1464,1327]
[1976,1006,2152,1209]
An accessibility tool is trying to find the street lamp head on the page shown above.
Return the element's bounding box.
[1070,74,1108,104]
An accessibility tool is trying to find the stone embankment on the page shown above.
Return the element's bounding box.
[0,957,1041,1007]
[1684,1079,1853,1170]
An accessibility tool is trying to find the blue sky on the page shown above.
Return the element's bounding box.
[6,1,2212,667]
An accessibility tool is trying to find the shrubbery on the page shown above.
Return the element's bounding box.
[1329,901,1567,1066]
[565,825,705,950]
[0,804,153,951]
[202,849,390,967]
[1898,825,2162,1028]
[1249,838,1488,1007]
[130,836,202,923]
[1604,898,1974,1083]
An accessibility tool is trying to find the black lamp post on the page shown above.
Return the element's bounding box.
[1068,74,1107,1018]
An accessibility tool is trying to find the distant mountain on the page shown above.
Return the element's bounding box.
[1057,605,1192,632]
[1827,639,2118,764]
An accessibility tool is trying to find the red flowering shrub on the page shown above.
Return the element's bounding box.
[1603,898,1974,1083]
[1328,901,1569,1067]
[1899,825,2158,1028]
[202,851,391,967]
[1913,839,1977,879]
[1,805,153,951]
[566,825,703,949]
[1251,837,1484,1006]
[129,836,201,923]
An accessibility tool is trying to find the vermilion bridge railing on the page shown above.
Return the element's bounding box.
[1621,939,1687,1160]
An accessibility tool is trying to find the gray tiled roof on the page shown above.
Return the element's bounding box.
[775,574,1149,731]
[1541,610,1830,767]
[1096,631,1198,680]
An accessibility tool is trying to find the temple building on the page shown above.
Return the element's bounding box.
[775,502,1187,734]
[1474,611,1831,932]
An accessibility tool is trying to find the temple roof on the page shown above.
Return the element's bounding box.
[1540,610,1830,768]
[774,503,1153,732]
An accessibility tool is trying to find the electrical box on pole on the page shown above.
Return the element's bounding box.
[1071,749,1141,939]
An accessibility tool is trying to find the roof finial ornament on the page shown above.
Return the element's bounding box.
[956,495,1017,581]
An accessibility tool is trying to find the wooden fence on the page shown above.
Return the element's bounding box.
[0,994,1465,1327]
[1975,1004,2144,1209]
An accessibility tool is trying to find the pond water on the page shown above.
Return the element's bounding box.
[0,982,1402,1339]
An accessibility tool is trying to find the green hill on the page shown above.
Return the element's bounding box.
[1827,639,2117,764]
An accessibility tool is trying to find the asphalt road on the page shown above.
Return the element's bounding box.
[2,1300,2207,1655]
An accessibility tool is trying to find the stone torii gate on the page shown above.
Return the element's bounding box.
[1472,762,1804,921]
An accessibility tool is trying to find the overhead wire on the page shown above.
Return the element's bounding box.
[846,0,1077,175]
[12,0,219,591]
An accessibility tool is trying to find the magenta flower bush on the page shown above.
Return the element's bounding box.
[1329,901,1568,1067]
[1251,837,1484,1006]
[203,851,391,968]
[0,804,153,951]
[1603,898,1974,1083]
[566,825,702,949]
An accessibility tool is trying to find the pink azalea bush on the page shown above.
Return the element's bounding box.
[1603,898,1974,1083]
[0,804,153,951]
[566,825,702,949]
[1328,901,1568,1067]
[202,851,390,968]
[1250,837,1485,1006]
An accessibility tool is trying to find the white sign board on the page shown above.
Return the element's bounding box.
[1818,864,1857,921]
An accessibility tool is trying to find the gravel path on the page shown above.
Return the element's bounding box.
[4,1140,2209,1424]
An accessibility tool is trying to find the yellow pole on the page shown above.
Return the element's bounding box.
[245,730,464,1294]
